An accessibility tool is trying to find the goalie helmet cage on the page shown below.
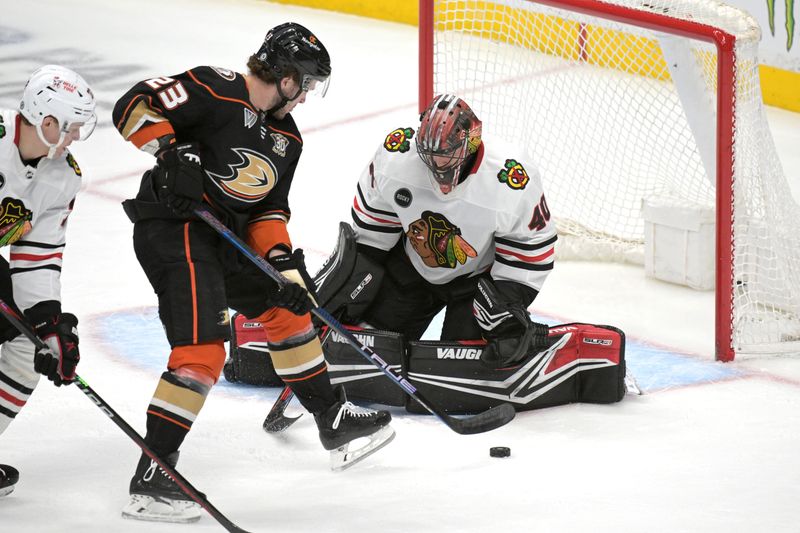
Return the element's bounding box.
[419,0,800,362]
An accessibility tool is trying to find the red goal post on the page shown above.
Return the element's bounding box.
[419,0,800,361]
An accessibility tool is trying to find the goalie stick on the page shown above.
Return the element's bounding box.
[0,299,252,533]
[195,206,516,435]
[262,386,300,433]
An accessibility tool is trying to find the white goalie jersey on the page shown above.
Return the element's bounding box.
[351,125,556,293]
[0,109,81,311]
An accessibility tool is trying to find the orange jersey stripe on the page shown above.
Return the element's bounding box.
[128,122,175,148]
[268,125,301,144]
[184,223,199,343]
[246,219,291,257]
[187,70,256,112]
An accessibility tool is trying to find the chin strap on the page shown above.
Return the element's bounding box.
[34,124,64,159]
[267,83,303,115]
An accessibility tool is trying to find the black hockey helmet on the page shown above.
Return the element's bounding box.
[255,22,331,98]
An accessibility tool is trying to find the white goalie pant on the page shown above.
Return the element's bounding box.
[0,335,41,435]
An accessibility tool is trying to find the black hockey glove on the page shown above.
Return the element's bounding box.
[268,249,317,316]
[154,143,205,217]
[26,301,80,387]
[473,278,549,368]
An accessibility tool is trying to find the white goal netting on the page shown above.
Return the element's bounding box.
[426,0,800,358]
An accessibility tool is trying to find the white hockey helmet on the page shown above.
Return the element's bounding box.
[19,65,97,156]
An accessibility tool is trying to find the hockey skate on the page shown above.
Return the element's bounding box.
[314,387,395,471]
[122,452,202,524]
[0,464,19,498]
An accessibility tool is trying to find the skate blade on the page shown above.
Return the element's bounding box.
[330,425,396,472]
[625,373,643,395]
[0,485,15,498]
[121,494,202,523]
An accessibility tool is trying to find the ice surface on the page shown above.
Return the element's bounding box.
[1,1,799,532]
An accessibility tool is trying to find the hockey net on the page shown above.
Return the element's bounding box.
[419,0,800,360]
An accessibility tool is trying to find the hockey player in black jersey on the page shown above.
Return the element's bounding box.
[113,23,393,523]
[0,65,96,498]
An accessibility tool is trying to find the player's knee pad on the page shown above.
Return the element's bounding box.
[167,340,226,384]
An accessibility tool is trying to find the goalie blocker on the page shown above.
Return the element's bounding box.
[224,318,627,413]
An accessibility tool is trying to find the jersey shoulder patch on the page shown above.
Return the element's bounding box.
[383,127,415,153]
[65,152,82,177]
[496,158,530,190]
[209,66,238,81]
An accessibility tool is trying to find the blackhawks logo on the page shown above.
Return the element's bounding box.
[66,153,81,176]
[497,159,529,190]
[0,197,33,247]
[384,127,414,153]
[406,211,477,269]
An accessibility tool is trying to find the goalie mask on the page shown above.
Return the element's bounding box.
[416,94,482,195]
[255,22,332,106]
[19,65,97,159]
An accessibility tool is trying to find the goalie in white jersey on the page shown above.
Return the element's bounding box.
[0,65,96,497]
[316,94,556,368]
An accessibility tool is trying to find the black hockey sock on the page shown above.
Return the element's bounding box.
[143,371,210,456]
[287,371,338,415]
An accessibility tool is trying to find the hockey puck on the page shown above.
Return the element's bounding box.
[489,446,511,458]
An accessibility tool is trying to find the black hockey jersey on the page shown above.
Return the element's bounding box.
[113,66,302,234]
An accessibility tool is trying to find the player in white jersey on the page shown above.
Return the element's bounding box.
[316,94,556,368]
[0,65,96,498]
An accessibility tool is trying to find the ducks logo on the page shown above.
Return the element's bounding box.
[208,148,278,203]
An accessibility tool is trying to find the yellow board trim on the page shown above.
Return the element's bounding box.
[267,0,417,25]
[760,65,800,112]
[263,0,800,112]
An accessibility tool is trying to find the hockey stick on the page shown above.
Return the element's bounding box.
[262,385,300,433]
[0,299,252,533]
[195,206,515,435]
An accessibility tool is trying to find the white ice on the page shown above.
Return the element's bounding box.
[1,1,799,532]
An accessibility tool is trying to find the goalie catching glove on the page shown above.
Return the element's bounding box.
[26,301,80,386]
[473,278,549,368]
[313,222,385,324]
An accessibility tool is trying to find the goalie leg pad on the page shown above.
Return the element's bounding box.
[222,312,283,386]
